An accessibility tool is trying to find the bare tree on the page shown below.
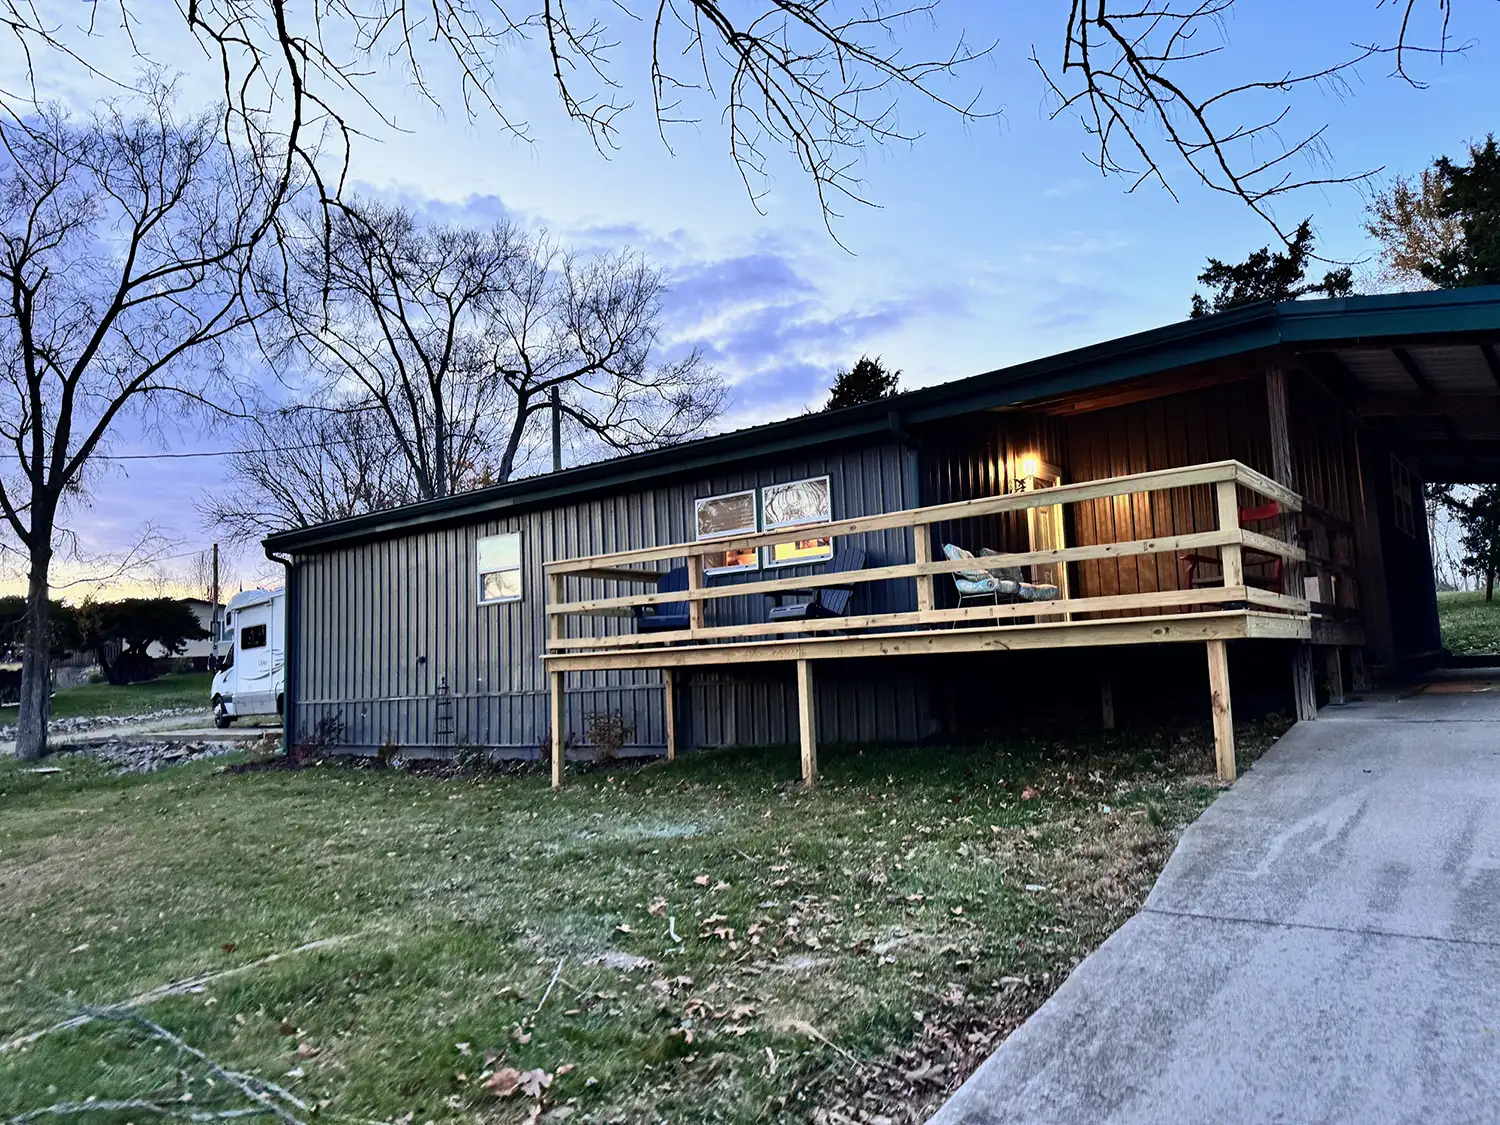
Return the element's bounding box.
[0,3,1477,239]
[0,86,272,759]
[264,199,722,509]
[202,400,417,541]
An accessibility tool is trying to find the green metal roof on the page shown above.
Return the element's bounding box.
[264,285,1500,553]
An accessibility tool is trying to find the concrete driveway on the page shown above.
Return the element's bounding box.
[933,681,1500,1125]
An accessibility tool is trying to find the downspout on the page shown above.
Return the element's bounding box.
[264,547,298,754]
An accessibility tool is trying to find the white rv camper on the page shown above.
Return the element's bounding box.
[210,588,285,727]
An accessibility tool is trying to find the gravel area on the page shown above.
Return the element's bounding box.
[0,706,206,741]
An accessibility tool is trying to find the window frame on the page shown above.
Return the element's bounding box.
[695,489,761,576]
[477,531,524,605]
[239,623,268,650]
[1391,457,1416,538]
[762,475,834,568]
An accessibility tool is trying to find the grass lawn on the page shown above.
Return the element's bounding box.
[1438,590,1500,655]
[0,720,1286,1124]
[30,672,213,721]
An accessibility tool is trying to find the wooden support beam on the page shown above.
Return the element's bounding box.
[1323,646,1346,706]
[547,573,565,644]
[796,659,817,789]
[663,669,679,761]
[1392,347,1437,397]
[1100,673,1116,731]
[1266,364,1305,601]
[550,670,565,789]
[1482,343,1500,390]
[1292,645,1318,722]
[1206,639,1235,783]
[913,526,935,612]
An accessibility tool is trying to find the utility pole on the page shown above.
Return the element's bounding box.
[551,385,563,473]
[210,543,220,664]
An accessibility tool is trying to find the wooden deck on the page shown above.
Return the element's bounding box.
[543,460,1358,788]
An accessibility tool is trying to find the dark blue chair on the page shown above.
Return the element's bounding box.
[765,546,868,621]
[634,566,691,632]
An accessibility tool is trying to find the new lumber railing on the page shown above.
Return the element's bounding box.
[543,459,1310,653]
[542,460,1317,790]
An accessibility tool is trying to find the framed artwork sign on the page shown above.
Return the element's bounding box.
[763,476,833,567]
[695,489,759,573]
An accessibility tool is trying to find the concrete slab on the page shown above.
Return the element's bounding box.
[932,693,1500,1125]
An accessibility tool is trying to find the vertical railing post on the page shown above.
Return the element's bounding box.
[550,669,565,789]
[1215,479,1245,591]
[796,659,818,789]
[547,572,564,649]
[1207,639,1236,782]
[687,554,706,635]
[912,521,935,614]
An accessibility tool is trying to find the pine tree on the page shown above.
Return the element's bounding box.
[1189,219,1354,317]
[1422,136,1500,289]
[826,355,901,410]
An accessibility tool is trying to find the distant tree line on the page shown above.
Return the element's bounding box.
[0,597,207,686]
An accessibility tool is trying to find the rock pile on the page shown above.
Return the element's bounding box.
[0,705,205,741]
[64,738,242,774]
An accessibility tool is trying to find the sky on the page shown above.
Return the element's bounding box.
[5,1,1500,597]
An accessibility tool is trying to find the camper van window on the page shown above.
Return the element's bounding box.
[241,624,267,649]
[478,532,523,604]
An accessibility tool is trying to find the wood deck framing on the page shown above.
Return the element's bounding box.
[542,460,1343,789]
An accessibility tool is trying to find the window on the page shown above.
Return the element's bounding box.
[695,490,759,574]
[478,532,523,603]
[240,624,267,650]
[1392,457,1416,537]
[763,476,833,567]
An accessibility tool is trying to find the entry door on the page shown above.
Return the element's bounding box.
[1023,462,1071,617]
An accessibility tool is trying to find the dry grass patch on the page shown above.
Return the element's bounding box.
[0,718,1287,1125]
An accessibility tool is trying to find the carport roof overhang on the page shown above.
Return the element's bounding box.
[264,285,1500,553]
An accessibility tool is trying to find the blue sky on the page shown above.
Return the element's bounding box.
[8,1,1500,591]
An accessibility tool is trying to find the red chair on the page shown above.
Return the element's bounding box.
[1181,502,1286,594]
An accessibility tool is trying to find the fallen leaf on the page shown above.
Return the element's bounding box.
[711,880,730,892]
[295,1041,320,1058]
[285,1066,306,1079]
[647,898,667,917]
[455,1042,471,1056]
[277,1021,297,1037]
[693,874,712,887]
[616,923,633,934]
[485,1067,522,1097]
[556,1063,577,1076]
[1021,787,1038,800]
[517,1067,553,1098]
[221,943,237,954]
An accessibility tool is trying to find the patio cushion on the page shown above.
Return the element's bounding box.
[1017,582,1060,602]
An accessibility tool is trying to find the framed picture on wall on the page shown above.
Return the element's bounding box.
[696,489,760,574]
[763,476,834,567]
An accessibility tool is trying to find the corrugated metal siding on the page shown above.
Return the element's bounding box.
[291,440,930,755]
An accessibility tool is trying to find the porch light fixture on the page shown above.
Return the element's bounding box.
[1020,454,1040,479]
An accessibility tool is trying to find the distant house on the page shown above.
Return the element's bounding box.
[263,288,1500,783]
[146,597,224,667]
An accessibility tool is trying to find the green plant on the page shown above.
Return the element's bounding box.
[376,741,402,769]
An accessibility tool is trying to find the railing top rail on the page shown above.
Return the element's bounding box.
[546,459,1293,575]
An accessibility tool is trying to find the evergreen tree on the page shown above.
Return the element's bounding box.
[1190,219,1354,317]
[1422,136,1500,289]
[826,356,901,410]
[1437,485,1500,602]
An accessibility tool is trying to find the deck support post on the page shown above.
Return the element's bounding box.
[550,670,565,789]
[1206,639,1236,783]
[1350,647,1371,693]
[1292,644,1318,721]
[663,669,679,761]
[796,659,818,789]
[1100,673,1116,731]
[1323,646,1346,706]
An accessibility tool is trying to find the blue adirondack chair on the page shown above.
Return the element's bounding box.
[766,545,868,621]
[634,566,691,632]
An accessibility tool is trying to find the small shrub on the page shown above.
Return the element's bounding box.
[376,742,402,769]
[584,711,632,762]
[86,671,107,685]
[453,744,493,774]
[291,714,345,767]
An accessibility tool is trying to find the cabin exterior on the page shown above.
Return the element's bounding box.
[264,288,1500,781]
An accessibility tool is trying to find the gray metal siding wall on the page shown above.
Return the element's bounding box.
[290,440,930,755]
